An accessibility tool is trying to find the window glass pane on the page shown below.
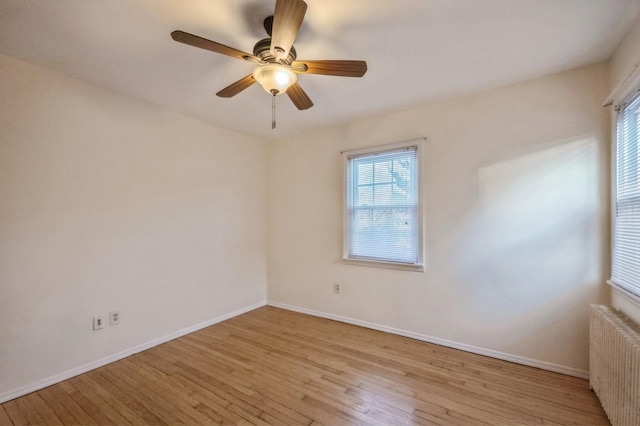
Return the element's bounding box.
[357,162,373,185]
[374,161,392,183]
[357,185,373,206]
[374,183,393,206]
[393,159,411,192]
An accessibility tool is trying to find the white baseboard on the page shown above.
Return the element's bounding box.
[267,300,589,379]
[0,300,266,404]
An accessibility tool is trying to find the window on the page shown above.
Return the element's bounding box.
[343,139,424,271]
[611,90,640,299]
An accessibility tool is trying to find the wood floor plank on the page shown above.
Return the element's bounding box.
[117,359,219,425]
[2,400,28,426]
[15,394,48,425]
[37,385,93,425]
[87,369,166,425]
[57,380,112,425]
[101,362,197,425]
[22,392,63,425]
[1,306,609,425]
[171,361,264,418]
[352,378,542,426]
[167,372,243,424]
[0,405,13,426]
[79,371,150,424]
[66,376,131,425]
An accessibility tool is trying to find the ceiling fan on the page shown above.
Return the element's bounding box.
[171,0,367,126]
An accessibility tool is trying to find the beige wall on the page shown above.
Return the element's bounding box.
[0,30,623,399]
[609,18,640,325]
[610,17,640,93]
[0,54,267,400]
[268,63,610,375]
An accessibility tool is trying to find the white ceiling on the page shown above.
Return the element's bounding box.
[1,0,639,140]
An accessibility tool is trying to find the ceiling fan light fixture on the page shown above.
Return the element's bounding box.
[252,63,297,95]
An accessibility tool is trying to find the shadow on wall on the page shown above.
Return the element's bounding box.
[443,136,602,344]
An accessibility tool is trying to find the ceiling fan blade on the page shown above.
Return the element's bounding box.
[271,0,307,60]
[292,60,368,77]
[286,83,313,110]
[216,75,256,98]
[171,30,258,62]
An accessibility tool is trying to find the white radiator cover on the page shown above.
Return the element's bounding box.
[590,304,640,426]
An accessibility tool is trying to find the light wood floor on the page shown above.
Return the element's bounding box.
[1,306,609,425]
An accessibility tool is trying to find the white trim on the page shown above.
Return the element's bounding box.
[609,280,640,307]
[340,137,426,156]
[609,90,640,298]
[0,300,266,404]
[604,61,640,107]
[267,300,588,379]
[342,258,425,272]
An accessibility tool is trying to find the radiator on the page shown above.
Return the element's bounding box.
[590,304,640,426]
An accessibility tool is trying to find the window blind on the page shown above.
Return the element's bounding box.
[345,145,420,265]
[612,90,640,298]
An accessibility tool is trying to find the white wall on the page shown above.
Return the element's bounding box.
[608,18,640,325]
[0,54,267,400]
[268,63,610,375]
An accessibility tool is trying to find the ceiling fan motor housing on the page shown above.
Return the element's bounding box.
[253,38,297,65]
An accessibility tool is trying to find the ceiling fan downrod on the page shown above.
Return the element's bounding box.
[272,92,277,129]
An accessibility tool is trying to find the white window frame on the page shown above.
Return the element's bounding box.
[342,138,425,272]
[609,87,640,304]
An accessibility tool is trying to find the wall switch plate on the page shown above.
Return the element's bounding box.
[109,311,120,326]
[333,283,341,294]
[93,316,104,330]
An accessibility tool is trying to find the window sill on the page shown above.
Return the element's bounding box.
[607,280,640,307]
[342,257,424,272]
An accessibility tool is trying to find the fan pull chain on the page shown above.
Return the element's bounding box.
[272,93,276,129]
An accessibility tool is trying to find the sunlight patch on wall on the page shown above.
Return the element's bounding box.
[447,136,600,338]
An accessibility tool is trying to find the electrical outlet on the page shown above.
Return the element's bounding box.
[93,316,104,331]
[333,282,341,294]
[109,311,121,326]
